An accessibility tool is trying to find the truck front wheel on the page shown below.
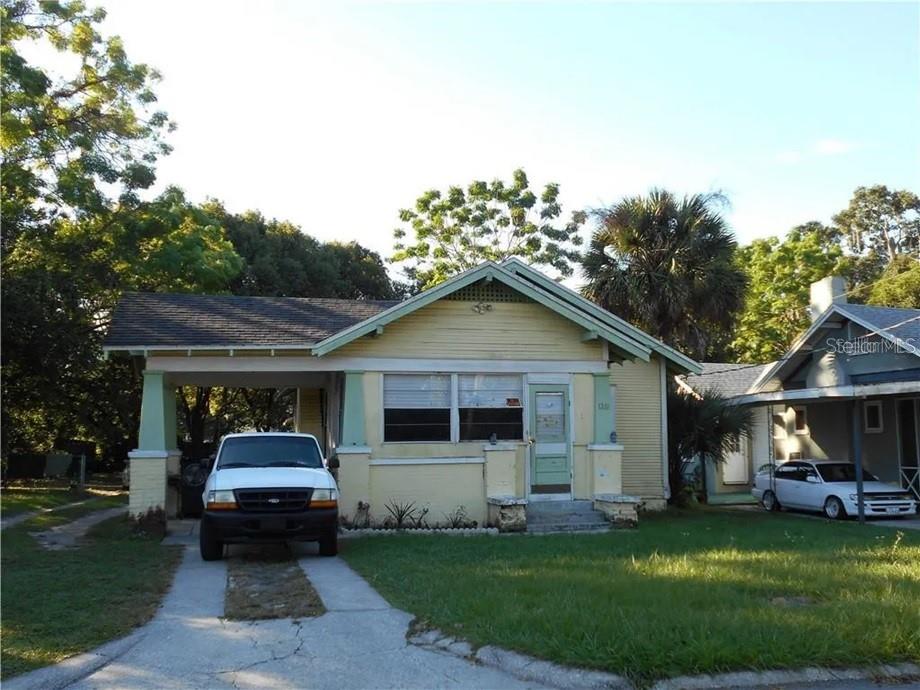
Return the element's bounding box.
[318,529,338,557]
[199,521,224,561]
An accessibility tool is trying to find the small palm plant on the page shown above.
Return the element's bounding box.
[668,388,753,504]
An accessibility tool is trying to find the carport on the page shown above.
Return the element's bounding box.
[737,383,920,522]
[103,292,385,518]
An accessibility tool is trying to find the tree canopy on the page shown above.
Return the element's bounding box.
[731,223,850,363]
[834,185,920,263]
[581,190,746,361]
[391,169,585,290]
[1,1,403,460]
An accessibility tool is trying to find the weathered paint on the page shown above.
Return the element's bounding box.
[370,461,487,525]
[335,301,604,361]
[296,388,324,447]
[610,356,665,504]
[484,446,517,496]
[592,372,615,444]
[138,371,177,451]
[341,371,366,447]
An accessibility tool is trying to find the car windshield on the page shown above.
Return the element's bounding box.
[815,463,878,483]
[217,436,323,469]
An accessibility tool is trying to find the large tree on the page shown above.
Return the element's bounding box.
[731,222,851,363]
[581,190,746,361]
[833,185,920,263]
[392,168,585,290]
[1,0,184,458]
[1,188,242,456]
[1,0,172,246]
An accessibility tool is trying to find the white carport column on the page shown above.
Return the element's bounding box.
[128,370,181,517]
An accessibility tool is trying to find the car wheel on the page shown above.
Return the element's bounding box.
[318,529,338,557]
[824,496,847,520]
[762,490,780,512]
[199,522,224,561]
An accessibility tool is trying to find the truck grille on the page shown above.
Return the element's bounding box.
[234,488,312,513]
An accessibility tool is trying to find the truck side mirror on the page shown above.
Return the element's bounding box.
[327,454,340,470]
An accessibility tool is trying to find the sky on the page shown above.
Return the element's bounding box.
[87,1,920,265]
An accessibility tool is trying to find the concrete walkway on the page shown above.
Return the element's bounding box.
[1,499,94,531]
[57,545,549,690]
[30,507,128,549]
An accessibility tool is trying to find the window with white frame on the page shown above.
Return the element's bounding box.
[382,373,524,443]
[864,400,883,433]
[458,374,524,441]
[383,374,451,442]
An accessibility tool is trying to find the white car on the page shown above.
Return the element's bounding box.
[200,432,340,560]
[753,460,918,520]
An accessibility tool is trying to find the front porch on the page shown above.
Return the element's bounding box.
[127,361,640,530]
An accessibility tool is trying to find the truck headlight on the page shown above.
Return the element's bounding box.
[310,488,338,509]
[206,490,238,510]
[849,494,860,502]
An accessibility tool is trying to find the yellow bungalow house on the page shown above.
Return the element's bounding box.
[104,258,700,530]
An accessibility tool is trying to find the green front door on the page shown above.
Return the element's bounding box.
[529,384,571,494]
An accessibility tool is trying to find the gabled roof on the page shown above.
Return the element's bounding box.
[499,258,701,373]
[104,293,397,349]
[749,302,920,393]
[311,261,659,364]
[677,362,770,399]
[103,259,701,373]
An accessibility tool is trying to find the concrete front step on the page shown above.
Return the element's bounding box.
[526,499,595,513]
[526,500,610,533]
[527,522,610,534]
[526,513,608,525]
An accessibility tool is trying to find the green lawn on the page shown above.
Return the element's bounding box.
[1,486,89,517]
[342,509,920,685]
[1,497,182,679]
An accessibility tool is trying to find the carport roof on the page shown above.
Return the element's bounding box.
[104,293,399,348]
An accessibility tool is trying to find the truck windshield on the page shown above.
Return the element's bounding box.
[217,436,323,469]
[816,463,878,483]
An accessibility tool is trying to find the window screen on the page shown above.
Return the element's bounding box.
[458,374,523,441]
[383,375,451,442]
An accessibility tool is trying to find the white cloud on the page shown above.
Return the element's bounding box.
[813,138,857,155]
[774,138,858,165]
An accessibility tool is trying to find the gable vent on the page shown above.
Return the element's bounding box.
[444,280,531,303]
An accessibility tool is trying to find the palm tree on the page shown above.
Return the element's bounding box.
[667,388,753,504]
[581,189,746,360]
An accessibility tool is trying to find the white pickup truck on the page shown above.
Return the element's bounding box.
[199,432,340,560]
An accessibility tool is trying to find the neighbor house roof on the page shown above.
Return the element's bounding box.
[104,293,397,348]
[678,362,770,399]
[749,302,920,393]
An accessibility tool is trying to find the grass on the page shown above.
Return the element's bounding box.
[1,497,182,679]
[2,477,126,518]
[341,508,920,685]
[1,486,89,517]
[225,545,325,620]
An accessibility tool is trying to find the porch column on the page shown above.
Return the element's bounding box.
[341,371,366,447]
[129,371,180,517]
[592,373,615,444]
[851,399,866,523]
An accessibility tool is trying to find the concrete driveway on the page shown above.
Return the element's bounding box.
[65,545,549,690]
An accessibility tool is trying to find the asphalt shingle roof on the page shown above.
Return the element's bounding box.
[682,362,770,399]
[104,293,400,348]
[836,303,920,346]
